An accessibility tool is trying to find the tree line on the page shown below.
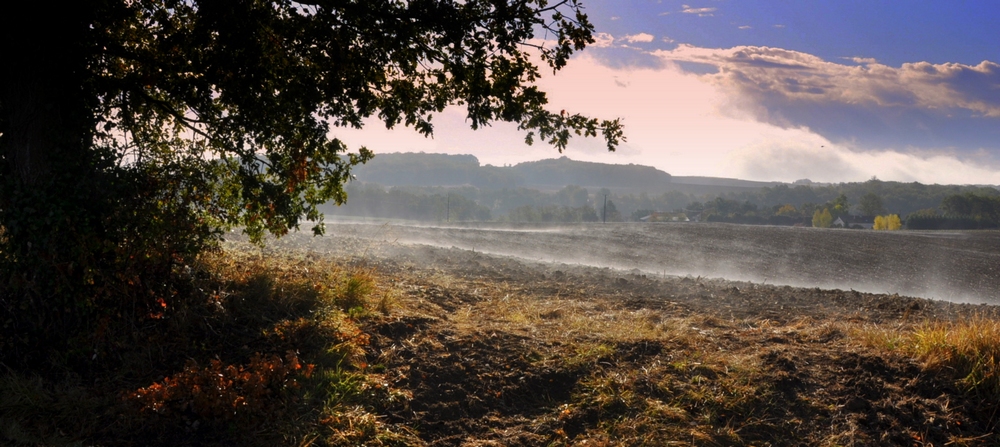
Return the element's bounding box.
[324,181,1000,229]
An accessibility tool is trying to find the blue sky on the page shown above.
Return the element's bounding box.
[584,0,1000,67]
[335,1,1000,185]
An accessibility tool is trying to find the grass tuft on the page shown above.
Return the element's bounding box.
[908,317,1000,401]
[859,316,1000,413]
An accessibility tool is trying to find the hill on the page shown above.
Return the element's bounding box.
[349,152,783,194]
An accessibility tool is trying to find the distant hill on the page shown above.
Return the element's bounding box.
[348,153,521,189]
[508,157,671,189]
[671,176,781,189]
[349,152,788,195]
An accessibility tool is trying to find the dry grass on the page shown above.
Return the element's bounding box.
[0,245,415,446]
[860,316,1000,404]
[7,238,1000,446]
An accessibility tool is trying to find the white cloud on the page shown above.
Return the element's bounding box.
[591,32,615,48]
[681,5,717,16]
[773,24,786,28]
[729,140,1000,185]
[738,25,751,30]
[610,15,620,21]
[661,36,675,43]
[658,11,670,16]
[622,33,655,43]
[848,56,878,65]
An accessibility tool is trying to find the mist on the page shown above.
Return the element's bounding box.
[322,220,1000,304]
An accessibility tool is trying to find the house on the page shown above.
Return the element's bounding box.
[640,212,690,222]
[834,216,875,229]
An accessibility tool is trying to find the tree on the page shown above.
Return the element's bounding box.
[873,214,902,230]
[0,0,623,367]
[604,198,622,222]
[858,193,885,217]
[830,193,850,218]
[775,204,797,216]
[887,214,902,230]
[873,215,887,230]
[812,208,833,228]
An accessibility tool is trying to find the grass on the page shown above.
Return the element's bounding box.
[860,316,1000,407]
[0,245,414,446]
[5,241,1000,446]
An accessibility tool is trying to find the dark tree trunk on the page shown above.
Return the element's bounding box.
[1,7,93,187]
[1,6,106,368]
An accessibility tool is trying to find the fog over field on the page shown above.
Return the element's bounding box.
[320,221,1000,304]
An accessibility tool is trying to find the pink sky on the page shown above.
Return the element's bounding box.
[332,46,1000,185]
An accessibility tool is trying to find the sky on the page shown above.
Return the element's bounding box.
[334,0,1000,185]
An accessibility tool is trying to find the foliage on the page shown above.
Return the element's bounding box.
[324,183,492,222]
[874,215,887,230]
[602,198,622,222]
[887,214,902,230]
[906,215,982,230]
[1,248,411,446]
[940,193,1000,227]
[858,192,885,217]
[1,0,621,369]
[130,351,314,420]
[717,179,997,220]
[812,208,833,228]
[776,204,797,216]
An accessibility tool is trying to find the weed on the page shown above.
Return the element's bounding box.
[885,317,1000,402]
[335,269,377,314]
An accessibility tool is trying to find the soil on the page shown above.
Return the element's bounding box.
[260,223,1000,446]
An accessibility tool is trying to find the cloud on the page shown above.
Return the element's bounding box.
[773,24,785,28]
[622,33,655,43]
[328,50,1000,186]
[681,4,716,16]
[610,16,620,21]
[728,138,1000,184]
[653,45,1000,151]
[591,32,615,48]
[847,56,878,65]
[738,25,751,30]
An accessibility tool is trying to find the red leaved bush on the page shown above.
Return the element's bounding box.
[130,351,314,420]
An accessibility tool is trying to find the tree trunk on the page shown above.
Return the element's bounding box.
[1,8,92,188]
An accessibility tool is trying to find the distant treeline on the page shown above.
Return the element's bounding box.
[323,180,1000,228]
[321,183,491,222]
[906,193,1000,229]
[326,153,1000,227]
[710,180,999,219]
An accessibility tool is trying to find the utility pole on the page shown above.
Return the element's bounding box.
[603,194,607,224]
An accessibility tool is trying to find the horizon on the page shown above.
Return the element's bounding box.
[331,1,1000,186]
[361,151,1000,188]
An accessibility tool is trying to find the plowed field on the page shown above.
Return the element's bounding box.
[249,222,1000,445]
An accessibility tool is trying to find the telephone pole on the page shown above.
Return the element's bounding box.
[603,194,607,224]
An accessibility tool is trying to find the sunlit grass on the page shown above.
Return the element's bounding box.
[862,316,1000,402]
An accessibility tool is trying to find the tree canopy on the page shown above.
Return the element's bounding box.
[0,0,622,367]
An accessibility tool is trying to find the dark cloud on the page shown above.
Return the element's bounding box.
[653,45,1000,152]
